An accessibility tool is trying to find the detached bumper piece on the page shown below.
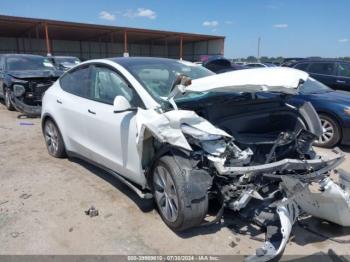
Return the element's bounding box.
[10,94,41,118]
[282,169,350,227]
[246,201,299,262]
[241,150,350,261]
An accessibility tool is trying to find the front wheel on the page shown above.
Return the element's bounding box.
[44,119,66,158]
[314,114,341,148]
[152,153,208,232]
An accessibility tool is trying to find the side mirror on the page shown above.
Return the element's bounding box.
[113,95,137,113]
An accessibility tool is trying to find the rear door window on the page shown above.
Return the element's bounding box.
[60,65,91,98]
[337,63,350,78]
[308,62,335,75]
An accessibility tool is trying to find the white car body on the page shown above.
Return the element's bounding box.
[41,58,350,261]
[42,62,304,186]
[42,59,159,187]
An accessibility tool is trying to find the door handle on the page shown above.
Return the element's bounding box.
[336,80,346,84]
[88,109,96,115]
[56,99,62,104]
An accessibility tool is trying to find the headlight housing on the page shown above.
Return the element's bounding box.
[13,84,26,97]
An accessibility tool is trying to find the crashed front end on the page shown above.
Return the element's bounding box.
[8,77,57,117]
[208,138,349,261]
[136,68,350,261]
[136,105,350,260]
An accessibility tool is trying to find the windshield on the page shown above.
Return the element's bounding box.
[6,56,54,71]
[121,59,214,100]
[54,57,80,64]
[299,77,332,94]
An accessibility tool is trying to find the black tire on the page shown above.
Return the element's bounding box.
[4,88,15,111]
[43,119,66,158]
[152,152,208,232]
[314,114,341,148]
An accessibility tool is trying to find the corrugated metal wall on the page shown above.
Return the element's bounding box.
[0,37,222,61]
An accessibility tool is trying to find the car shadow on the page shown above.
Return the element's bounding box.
[68,157,155,213]
[177,209,265,239]
[68,157,350,250]
[280,249,350,262]
[291,216,350,247]
[176,210,350,252]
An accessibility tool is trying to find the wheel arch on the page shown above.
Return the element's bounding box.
[41,113,56,133]
[41,113,68,151]
[143,141,191,189]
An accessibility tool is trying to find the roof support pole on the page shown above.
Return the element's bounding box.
[29,31,33,52]
[192,42,195,62]
[44,23,51,55]
[22,38,26,53]
[179,35,183,60]
[124,31,128,56]
[79,41,82,60]
[221,38,225,55]
[165,39,168,58]
[35,25,39,39]
[16,37,20,53]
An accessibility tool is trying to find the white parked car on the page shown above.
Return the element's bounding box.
[41,58,350,261]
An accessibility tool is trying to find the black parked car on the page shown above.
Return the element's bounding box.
[47,55,80,71]
[0,54,61,116]
[290,59,350,91]
[203,57,247,74]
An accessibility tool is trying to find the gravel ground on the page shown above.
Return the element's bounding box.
[1,104,350,260]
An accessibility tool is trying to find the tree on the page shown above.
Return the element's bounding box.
[246,56,257,62]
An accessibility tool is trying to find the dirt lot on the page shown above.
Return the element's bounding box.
[1,104,350,260]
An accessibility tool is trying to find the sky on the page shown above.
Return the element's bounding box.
[0,0,349,58]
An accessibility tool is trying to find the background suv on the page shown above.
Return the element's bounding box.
[290,59,350,91]
[0,54,60,114]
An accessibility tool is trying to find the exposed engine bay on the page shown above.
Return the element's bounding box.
[135,94,350,261]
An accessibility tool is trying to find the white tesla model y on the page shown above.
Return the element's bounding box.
[41,57,350,261]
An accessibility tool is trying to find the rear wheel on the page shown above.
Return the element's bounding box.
[44,119,66,158]
[4,88,15,111]
[314,114,341,148]
[152,153,208,232]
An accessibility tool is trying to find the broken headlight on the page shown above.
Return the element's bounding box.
[13,84,26,97]
[181,124,222,141]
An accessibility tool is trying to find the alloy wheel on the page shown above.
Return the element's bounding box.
[153,166,179,223]
[45,121,59,155]
[318,118,334,145]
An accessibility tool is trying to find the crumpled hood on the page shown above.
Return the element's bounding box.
[187,67,309,94]
[135,108,231,153]
[8,70,60,79]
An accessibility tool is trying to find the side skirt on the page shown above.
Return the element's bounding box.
[66,150,153,199]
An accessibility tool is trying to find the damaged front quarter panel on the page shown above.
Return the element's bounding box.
[134,69,350,261]
[135,106,350,261]
[135,108,231,154]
